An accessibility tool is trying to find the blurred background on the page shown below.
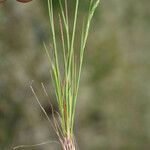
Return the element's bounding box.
[0,0,150,150]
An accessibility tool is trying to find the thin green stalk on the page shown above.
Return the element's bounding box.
[14,0,100,150]
[71,0,101,131]
[45,0,100,147]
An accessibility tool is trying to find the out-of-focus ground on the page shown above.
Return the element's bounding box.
[0,0,150,150]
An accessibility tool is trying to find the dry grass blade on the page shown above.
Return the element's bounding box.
[13,140,59,150]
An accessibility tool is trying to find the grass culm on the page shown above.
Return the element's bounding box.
[14,0,100,150]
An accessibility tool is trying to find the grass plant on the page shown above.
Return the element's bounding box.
[14,0,100,149]
[44,0,100,149]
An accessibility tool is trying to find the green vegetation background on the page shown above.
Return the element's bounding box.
[0,0,150,150]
